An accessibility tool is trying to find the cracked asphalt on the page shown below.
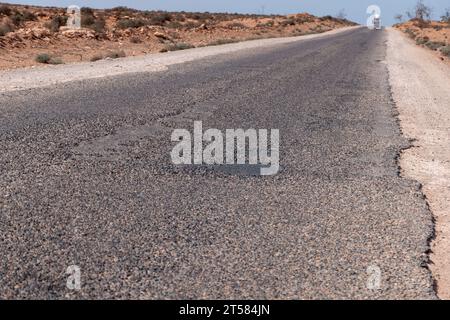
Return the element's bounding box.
[0,27,436,299]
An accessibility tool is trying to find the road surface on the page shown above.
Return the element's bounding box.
[0,27,435,299]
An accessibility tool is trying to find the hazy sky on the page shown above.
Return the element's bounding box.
[8,0,450,26]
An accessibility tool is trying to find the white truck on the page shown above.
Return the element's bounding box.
[373,14,381,30]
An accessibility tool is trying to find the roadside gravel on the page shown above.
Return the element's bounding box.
[387,28,450,299]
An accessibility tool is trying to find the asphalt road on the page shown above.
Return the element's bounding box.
[0,28,436,299]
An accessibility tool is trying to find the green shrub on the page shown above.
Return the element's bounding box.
[207,38,238,46]
[184,12,211,21]
[404,28,417,39]
[81,7,95,16]
[116,18,147,29]
[320,15,334,21]
[91,18,106,33]
[165,42,194,51]
[35,53,63,64]
[0,5,11,16]
[425,41,446,50]
[81,12,106,33]
[81,14,95,27]
[111,6,130,12]
[110,6,137,17]
[149,12,172,26]
[256,20,274,28]
[10,13,21,26]
[416,37,428,45]
[173,13,186,22]
[441,45,450,57]
[36,53,51,64]
[8,10,36,26]
[22,10,36,21]
[80,9,106,33]
[45,16,68,32]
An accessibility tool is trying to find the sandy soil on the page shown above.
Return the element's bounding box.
[387,28,450,299]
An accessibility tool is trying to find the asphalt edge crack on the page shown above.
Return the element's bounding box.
[384,38,438,299]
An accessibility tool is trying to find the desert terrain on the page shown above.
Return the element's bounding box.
[0,2,356,70]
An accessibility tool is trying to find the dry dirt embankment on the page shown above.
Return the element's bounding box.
[387,28,450,299]
[0,3,356,70]
[394,19,450,61]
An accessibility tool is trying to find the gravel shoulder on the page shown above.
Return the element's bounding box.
[0,27,358,93]
[387,28,450,299]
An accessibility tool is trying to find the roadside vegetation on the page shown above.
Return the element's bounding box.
[441,45,450,57]
[80,7,106,34]
[163,42,195,52]
[35,53,63,64]
[394,1,449,60]
[0,4,36,36]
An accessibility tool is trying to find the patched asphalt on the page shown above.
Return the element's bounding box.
[0,28,436,299]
